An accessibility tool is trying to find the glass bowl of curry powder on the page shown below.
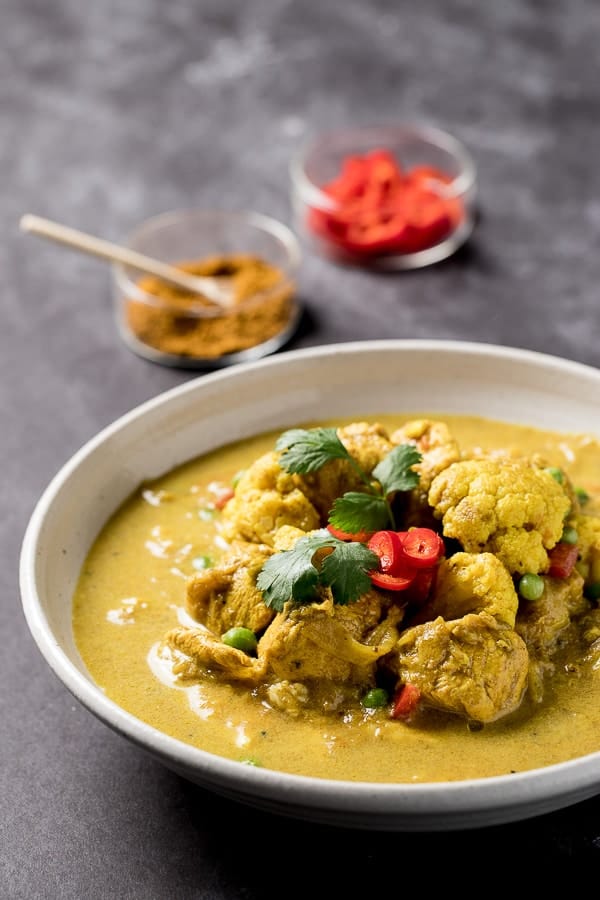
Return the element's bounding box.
[112,209,302,369]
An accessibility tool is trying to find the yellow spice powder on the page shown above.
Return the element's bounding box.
[125,254,296,359]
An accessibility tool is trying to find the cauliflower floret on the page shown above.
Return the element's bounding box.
[391,419,461,493]
[221,451,320,546]
[420,551,520,627]
[428,457,570,575]
[390,419,461,528]
[574,513,600,587]
[295,421,393,519]
[272,524,308,551]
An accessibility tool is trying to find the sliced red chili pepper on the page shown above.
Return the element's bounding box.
[327,524,373,543]
[359,150,404,207]
[369,568,417,592]
[391,683,421,719]
[342,213,412,257]
[404,566,437,605]
[398,187,454,251]
[367,530,405,572]
[399,528,445,569]
[547,542,579,578]
[324,155,371,202]
[307,150,463,260]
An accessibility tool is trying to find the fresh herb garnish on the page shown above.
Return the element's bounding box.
[372,443,422,494]
[276,427,370,483]
[256,427,423,609]
[256,529,378,611]
[329,492,388,534]
[277,427,422,532]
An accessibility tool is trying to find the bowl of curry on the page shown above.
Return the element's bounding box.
[19,340,600,831]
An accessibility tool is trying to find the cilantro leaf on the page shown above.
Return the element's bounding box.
[372,443,422,496]
[275,427,352,474]
[256,529,379,609]
[320,541,379,604]
[329,492,389,534]
[256,530,332,611]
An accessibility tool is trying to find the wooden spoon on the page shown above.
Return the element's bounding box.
[19,214,235,309]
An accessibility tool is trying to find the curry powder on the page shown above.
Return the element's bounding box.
[125,254,296,359]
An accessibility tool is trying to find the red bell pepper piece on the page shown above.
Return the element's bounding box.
[547,542,579,578]
[391,683,421,719]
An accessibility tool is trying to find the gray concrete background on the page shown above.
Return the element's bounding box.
[3,0,600,894]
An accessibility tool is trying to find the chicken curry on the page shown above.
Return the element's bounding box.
[72,414,600,783]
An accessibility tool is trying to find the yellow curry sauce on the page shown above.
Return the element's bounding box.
[72,415,600,783]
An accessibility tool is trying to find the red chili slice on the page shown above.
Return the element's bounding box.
[547,542,579,578]
[399,528,445,568]
[404,566,437,605]
[369,569,417,592]
[307,150,462,261]
[391,683,421,719]
[325,154,371,201]
[327,524,373,543]
[367,530,405,572]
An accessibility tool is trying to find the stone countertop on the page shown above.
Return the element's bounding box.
[3,0,600,893]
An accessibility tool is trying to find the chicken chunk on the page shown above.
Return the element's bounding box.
[578,608,600,670]
[221,450,320,545]
[258,593,402,684]
[515,570,589,660]
[186,540,275,635]
[417,551,519,628]
[168,569,402,698]
[428,457,570,574]
[515,570,589,702]
[388,611,529,724]
[165,626,266,684]
[295,422,394,519]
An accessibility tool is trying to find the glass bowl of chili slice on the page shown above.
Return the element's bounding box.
[290,122,477,269]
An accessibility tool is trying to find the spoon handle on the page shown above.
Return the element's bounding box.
[19,214,229,306]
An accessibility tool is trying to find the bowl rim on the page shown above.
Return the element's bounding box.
[290,121,477,210]
[19,339,600,828]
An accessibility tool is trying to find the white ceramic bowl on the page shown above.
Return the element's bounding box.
[19,340,600,831]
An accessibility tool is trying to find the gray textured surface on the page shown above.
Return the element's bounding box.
[3,0,600,895]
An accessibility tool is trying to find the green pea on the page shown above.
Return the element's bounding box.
[561,526,578,545]
[221,626,258,655]
[192,555,213,570]
[361,687,389,709]
[545,467,564,484]
[518,573,545,602]
[585,582,600,601]
[575,487,590,505]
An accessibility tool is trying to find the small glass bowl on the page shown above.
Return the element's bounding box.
[112,209,302,369]
[290,123,476,270]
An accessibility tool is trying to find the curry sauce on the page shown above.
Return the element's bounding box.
[72,414,600,783]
